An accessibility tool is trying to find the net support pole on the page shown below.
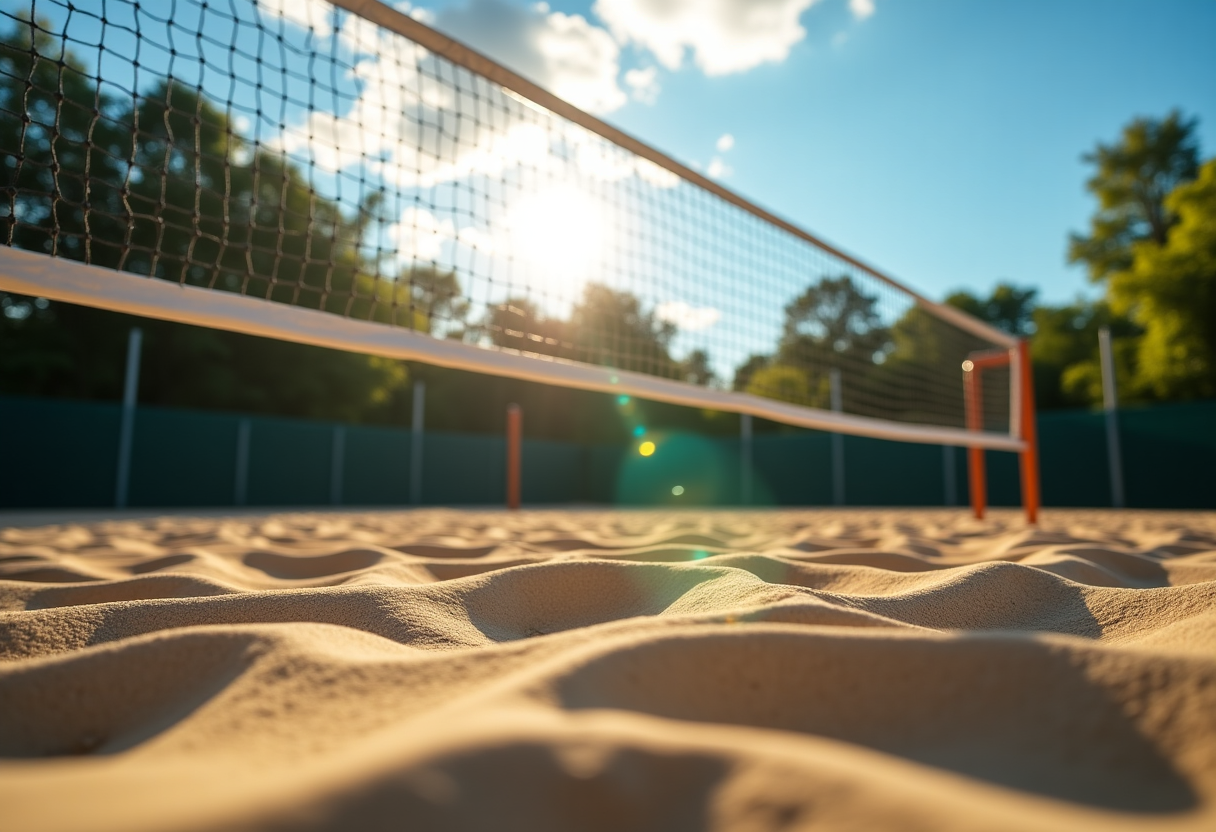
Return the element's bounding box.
[410,380,425,506]
[1016,340,1041,525]
[1098,327,1125,509]
[740,413,753,506]
[830,368,845,507]
[234,419,251,506]
[330,426,345,506]
[506,403,522,511]
[963,364,986,520]
[114,326,143,509]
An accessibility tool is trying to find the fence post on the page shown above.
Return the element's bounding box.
[330,426,345,506]
[942,444,957,506]
[829,368,845,506]
[234,419,251,506]
[114,327,143,508]
[1099,327,1125,508]
[740,413,753,506]
[506,403,521,510]
[410,380,425,505]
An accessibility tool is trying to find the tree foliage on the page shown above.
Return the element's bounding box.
[1108,158,1216,400]
[944,284,1037,338]
[734,276,889,411]
[1068,111,1201,283]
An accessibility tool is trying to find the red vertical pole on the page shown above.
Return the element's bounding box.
[964,363,986,520]
[506,403,521,511]
[1017,340,1041,525]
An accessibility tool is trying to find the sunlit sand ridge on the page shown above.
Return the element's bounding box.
[2,509,1215,831]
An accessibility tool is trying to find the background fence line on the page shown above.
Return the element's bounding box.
[2,394,1213,510]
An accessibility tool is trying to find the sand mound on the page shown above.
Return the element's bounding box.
[2,508,1215,831]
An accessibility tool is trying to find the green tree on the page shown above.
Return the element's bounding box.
[944,284,1037,337]
[1108,158,1216,400]
[730,276,890,409]
[0,20,413,422]
[732,353,770,392]
[0,18,130,266]
[779,276,890,364]
[1069,111,1201,283]
[477,298,569,356]
[1030,301,1137,409]
[569,283,678,377]
[678,348,715,386]
[744,363,824,408]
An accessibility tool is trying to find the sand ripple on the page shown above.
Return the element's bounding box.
[1,509,1215,831]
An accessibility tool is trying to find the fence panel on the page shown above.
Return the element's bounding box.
[422,432,506,505]
[343,425,412,506]
[128,406,241,507]
[0,396,121,508]
[246,417,334,507]
[1121,401,1216,509]
[2,395,1213,510]
[753,433,833,506]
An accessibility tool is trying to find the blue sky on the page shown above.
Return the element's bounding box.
[413,0,1216,306]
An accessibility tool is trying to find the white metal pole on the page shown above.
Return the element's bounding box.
[234,418,251,506]
[830,368,845,507]
[1098,327,1125,508]
[114,326,143,508]
[740,413,753,506]
[410,379,425,505]
[330,426,345,506]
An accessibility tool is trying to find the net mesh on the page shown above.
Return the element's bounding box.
[0,0,1012,434]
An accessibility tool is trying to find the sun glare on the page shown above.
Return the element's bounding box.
[507,187,605,292]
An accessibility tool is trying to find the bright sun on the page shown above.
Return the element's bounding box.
[507,188,604,294]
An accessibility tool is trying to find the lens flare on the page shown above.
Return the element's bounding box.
[639,441,656,456]
[671,485,684,495]
[633,426,646,437]
[617,395,630,405]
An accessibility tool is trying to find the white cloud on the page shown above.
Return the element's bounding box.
[656,301,722,331]
[389,207,456,262]
[832,31,848,47]
[624,66,660,104]
[386,208,497,263]
[716,133,735,153]
[706,157,731,178]
[256,0,334,36]
[456,226,496,254]
[266,0,682,193]
[849,0,876,20]
[435,0,626,115]
[593,0,821,76]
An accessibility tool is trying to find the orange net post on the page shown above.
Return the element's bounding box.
[1017,340,1041,524]
[506,404,522,511]
[963,361,987,520]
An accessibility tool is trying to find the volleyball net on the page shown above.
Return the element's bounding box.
[0,0,1031,463]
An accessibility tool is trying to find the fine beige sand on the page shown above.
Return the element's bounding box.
[2,508,1215,831]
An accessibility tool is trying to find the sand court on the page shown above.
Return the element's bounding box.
[1,508,1215,831]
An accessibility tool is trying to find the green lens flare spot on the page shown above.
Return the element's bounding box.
[671,485,684,496]
[692,549,709,560]
[617,395,630,405]
[633,425,646,437]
